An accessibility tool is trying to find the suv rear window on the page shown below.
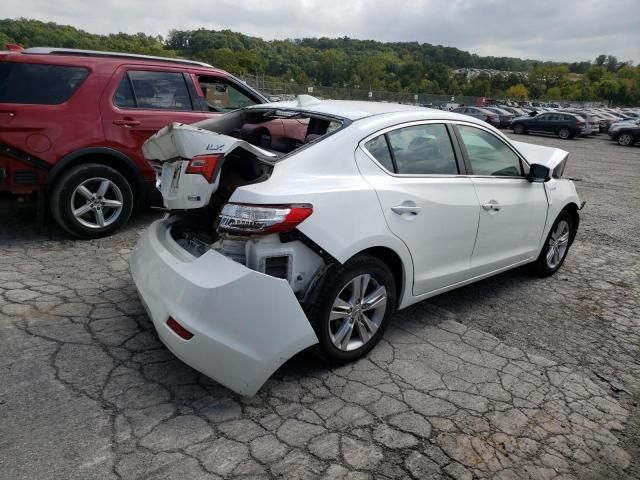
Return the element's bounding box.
[0,62,89,104]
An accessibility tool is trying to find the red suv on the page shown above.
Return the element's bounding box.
[0,46,286,237]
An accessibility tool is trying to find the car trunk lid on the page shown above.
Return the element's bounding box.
[143,122,277,211]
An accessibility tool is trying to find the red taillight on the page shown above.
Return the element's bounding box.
[217,203,313,234]
[167,317,194,340]
[5,44,23,51]
[577,121,585,126]
[185,154,222,183]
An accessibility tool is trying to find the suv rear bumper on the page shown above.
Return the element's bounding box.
[130,217,318,396]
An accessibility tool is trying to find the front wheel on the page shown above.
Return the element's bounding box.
[50,163,134,238]
[309,255,396,363]
[513,124,525,135]
[530,210,574,277]
[558,128,571,139]
[618,133,634,146]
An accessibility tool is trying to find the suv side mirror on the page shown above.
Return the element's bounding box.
[528,163,551,182]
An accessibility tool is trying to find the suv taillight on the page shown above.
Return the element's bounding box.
[185,154,222,183]
[216,203,313,235]
[576,121,585,126]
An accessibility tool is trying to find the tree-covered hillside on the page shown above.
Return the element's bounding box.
[1,18,639,105]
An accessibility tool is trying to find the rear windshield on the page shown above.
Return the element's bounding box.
[0,62,89,104]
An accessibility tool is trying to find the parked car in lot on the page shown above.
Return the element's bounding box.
[608,119,640,146]
[482,107,514,128]
[511,112,586,139]
[0,46,305,237]
[452,106,500,127]
[130,98,582,395]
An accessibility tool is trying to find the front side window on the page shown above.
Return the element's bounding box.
[457,125,522,176]
[198,77,258,112]
[386,124,458,175]
[0,62,88,104]
[120,71,192,111]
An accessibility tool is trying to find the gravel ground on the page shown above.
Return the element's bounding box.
[0,133,638,479]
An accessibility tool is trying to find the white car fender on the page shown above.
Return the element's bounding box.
[540,178,582,253]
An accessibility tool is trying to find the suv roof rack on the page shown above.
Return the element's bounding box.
[22,47,214,68]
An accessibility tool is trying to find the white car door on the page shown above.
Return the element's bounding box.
[356,122,480,296]
[454,123,548,274]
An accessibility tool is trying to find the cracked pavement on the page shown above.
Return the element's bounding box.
[1,135,638,479]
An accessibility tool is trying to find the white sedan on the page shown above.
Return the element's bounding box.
[130,97,582,395]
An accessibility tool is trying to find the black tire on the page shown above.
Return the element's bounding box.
[50,163,134,238]
[530,210,575,277]
[513,124,525,135]
[308,255,396,363]
[618,132,634,147]
[558,128,571,140]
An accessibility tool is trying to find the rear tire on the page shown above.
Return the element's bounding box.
[530,210,574,277]
[558,128,571,139]
[308,255,396,363]
[50,163,134,238]
[618,133,634,146]
[513,124,525,135]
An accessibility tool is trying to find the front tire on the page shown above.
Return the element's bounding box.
[618,133,634,146]
[50,163,134,238]
[309,255,396,363]
[513,124,525,135]
[530,210,574,277]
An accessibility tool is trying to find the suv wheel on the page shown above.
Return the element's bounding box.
[513,124,525,134]
[51,163,134,238]
[309,255,396,363]
[618,132,634,146]
[558,128,571,139]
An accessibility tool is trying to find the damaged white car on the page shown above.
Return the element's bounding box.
[130,96,582,395]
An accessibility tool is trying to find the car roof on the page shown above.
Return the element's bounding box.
[250,97,454,121]
[5,47,221,71]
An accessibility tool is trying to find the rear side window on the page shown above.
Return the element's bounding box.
[0,62,88,104]
[364,124,458,175]
[364,135,394,172]
[387,124,458,175]
[115,71,192,110]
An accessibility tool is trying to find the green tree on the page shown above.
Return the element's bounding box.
[505,83,529,100]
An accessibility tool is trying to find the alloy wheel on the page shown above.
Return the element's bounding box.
[71,177,124,229]
[329,273,387,351]
[546,220,570,269]
[618,133,633,146]
[558,128,570,139]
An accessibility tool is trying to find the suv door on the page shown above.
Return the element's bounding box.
[454,123,548,274]
[356,122,480,296]
[100,66,207,179]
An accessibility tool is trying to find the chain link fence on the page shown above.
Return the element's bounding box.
[238,77,478,108]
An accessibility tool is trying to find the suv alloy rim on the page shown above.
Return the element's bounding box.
[329,274,387,351]
[546,220,570,269]
[559,128,570,139]
[71,177,124,229]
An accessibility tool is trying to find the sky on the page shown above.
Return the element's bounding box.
[2,0,639,64]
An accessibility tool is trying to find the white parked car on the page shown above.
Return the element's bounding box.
[130,97,582,395]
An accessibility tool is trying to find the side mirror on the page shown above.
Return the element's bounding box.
[528,163,551,183]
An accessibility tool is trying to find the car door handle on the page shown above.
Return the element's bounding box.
[391,205,422,215]
[113,118,141,127]
[482,201,501,211]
